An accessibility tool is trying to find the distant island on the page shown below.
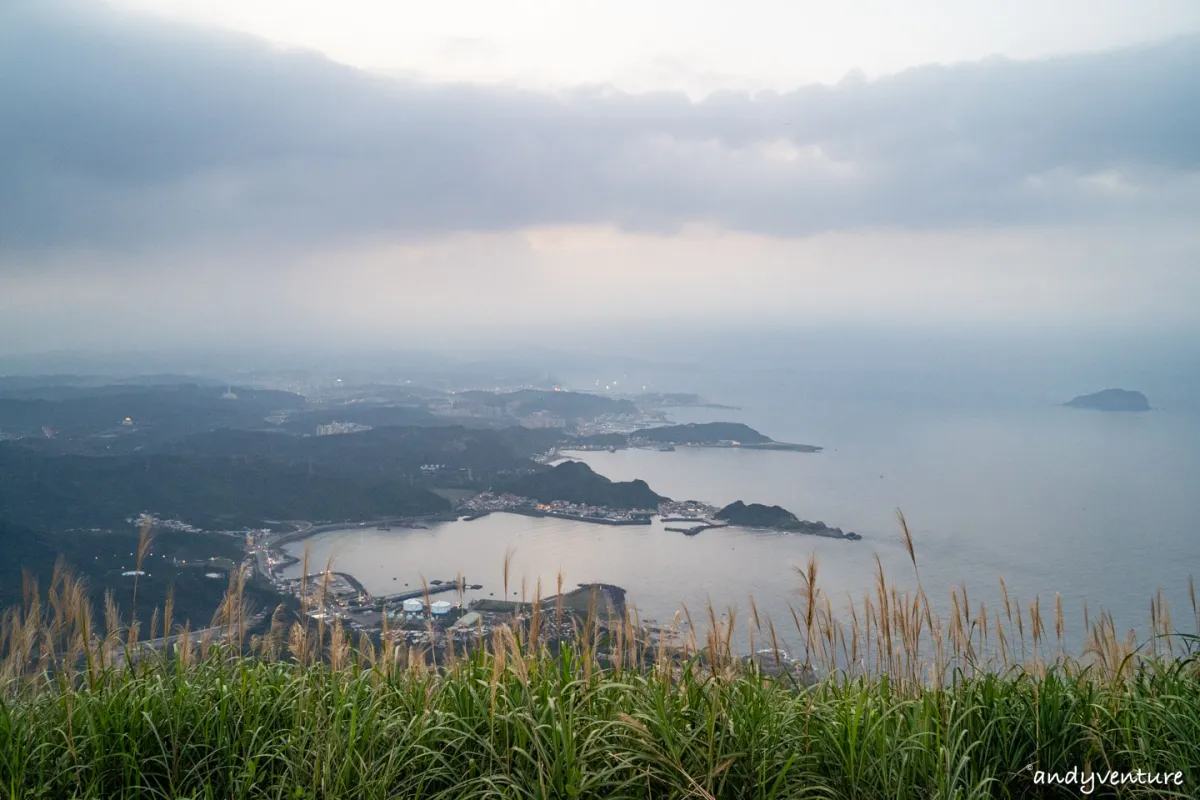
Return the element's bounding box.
[1064,389,1150,412]
[499,460,667,510]
[714,501,861,540]
[626,422,821,452]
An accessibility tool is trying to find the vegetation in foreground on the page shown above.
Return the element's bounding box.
[2,515,1199,798]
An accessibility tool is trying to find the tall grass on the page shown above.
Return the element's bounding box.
[2,515,1198,798]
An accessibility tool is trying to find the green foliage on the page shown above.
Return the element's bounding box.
[0,383,304,443]
[1,647,1197,799]
[500,460,667,509]
[631,422,772,445]
[0,446,449,530]
[0,519,280,630]
[164,425,558,481]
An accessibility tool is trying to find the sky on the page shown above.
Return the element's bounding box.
[2,0,1199,356]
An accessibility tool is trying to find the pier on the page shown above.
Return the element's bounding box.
[665,524,715,536]
[295,571,369,597]
[379,582,462,604]
[664,521,728,536]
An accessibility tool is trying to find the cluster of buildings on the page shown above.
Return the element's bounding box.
[519,410,567,428]
[574,412,668,437]
[277,571,369,608]
[462,492,532,512]
[658,500,718,519]
[461,492,653,525]
[429,397,569,429]
[315,421,373,436]
[529,500,654,524]
[126,514,203,533]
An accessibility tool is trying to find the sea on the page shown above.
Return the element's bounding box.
[283,336,1200,655]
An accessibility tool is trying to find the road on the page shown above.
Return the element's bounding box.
[111,610,268,666]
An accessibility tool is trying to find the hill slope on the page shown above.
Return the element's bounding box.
[499,460,667,509]
[0,444,450,531]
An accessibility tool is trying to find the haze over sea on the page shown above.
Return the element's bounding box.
[287,331,1200,653]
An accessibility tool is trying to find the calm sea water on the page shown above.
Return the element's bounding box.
[284,366,1200,653]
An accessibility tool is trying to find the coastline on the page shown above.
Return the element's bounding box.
[564,441,822,455]
[502,508,652,526]
[268,513,450,546]
[721,523,861,541]
[732,442,822,453]
[268,506,654,561]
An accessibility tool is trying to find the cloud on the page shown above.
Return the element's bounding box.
[1,0,1199,259]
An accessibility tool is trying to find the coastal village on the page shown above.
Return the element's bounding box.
[249,495,727,646]
[91,390,855,673]
[257,544,635,655]
[238,485,745,657]
[243,475,860,664]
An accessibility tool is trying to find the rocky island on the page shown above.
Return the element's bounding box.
[1064,389,1151,412]
[714,501,861,540]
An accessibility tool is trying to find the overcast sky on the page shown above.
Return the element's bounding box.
[2,0,1198,355]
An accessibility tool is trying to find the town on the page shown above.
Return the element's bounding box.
[241,494,728,650]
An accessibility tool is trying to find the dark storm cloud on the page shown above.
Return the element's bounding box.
[2,0,1198,256]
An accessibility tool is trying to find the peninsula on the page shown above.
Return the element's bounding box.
[714,501,861,540]
[626,422,821,452]
[1064,389,1150,412]
[498,460,667,510]
[630,392,741,410]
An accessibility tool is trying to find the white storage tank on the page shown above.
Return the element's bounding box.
[430,600,453,616]
[402,598,426,617]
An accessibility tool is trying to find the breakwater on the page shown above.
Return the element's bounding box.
[665,524,715,536]
[379,583,461,604]
[506,508,652,526]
